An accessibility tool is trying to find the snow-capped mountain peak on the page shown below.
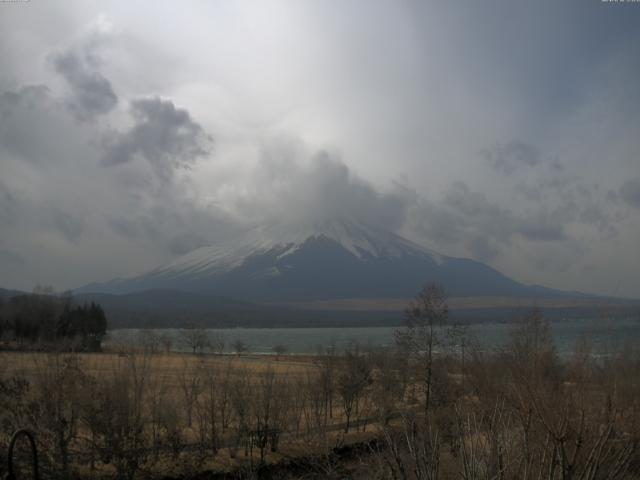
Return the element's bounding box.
[79,217,548,301]
[152,218,443,279]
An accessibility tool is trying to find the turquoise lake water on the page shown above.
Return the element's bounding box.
[107,317,640,356]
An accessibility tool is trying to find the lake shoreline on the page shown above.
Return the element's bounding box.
[105,317,640,355]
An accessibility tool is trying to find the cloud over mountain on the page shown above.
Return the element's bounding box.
[101,97,212,181]
[0,4,639,297]
[225,140,414,232]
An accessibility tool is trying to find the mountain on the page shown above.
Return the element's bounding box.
[78,218,564,302]
[0,287,24,300]
[73,290,404,328]
[75,289,639,329]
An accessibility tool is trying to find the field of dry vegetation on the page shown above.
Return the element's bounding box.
[1,289,640,479]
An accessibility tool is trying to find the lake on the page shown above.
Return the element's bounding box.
[106,316,640,356]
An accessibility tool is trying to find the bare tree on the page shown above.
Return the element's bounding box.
[455,398,509,480]
[377,411,441,480]
[337,349,372,433]
[454,310,639,480]
[195,362,222,457]
[302,369,326,437]
[250,369,289,462]
[218,359,235,433]
[506,314,636,480]
[210,331,225,355]
[273,344,287,360]
[371,347,405,425]
[395,283,460,423]
[228,368,251,459]
[289,375,308,438]
[146,371,170,461]
[82,352,152,480]
[180,322,210,355]
[179,358,202,427]
[159,333,173,354]
[137,329,160,354]
[315,346,338,429]
[30,352,85,479]
[233,339,248,356]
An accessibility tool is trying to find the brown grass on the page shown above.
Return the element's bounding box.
[0,350,316,379]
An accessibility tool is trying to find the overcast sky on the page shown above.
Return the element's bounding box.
[1,0,639,297]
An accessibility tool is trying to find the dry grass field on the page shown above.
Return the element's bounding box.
[0,348,389,479]
[0,350,317,380]
[2,308,640,479]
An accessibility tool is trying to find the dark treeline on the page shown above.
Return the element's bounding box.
[0,286,107,351]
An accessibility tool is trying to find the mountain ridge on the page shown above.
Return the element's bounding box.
[77,218,572,302]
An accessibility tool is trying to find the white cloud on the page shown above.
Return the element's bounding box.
[0,3,639,297]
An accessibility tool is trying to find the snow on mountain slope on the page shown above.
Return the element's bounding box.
[151,218,444,279]
[78,218,562,301]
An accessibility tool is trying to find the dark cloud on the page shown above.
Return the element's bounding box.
[50,43,118,121]
[0,182,17,226]
[514,173,585,204]
[512,172,616,237]
[232,141,414,232]
[0,73,219,272]
[442,181,506,220]
[108,198,237,255]
[466,235,501,262]
[0,181,85,244]
[101,97,212,181]
[0,85,59,165]
[52,212,84,243]
[410,183,509,261]
[407,181,611,261]
[0,85,51,114]
[550,158,564,172]
[528,240,588,274]
[513,182,543,202]
[619,178,640,209]
[517,213,566,242]
[481,140,541,175]
[0,249,26,267]
[579,204,616,237]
